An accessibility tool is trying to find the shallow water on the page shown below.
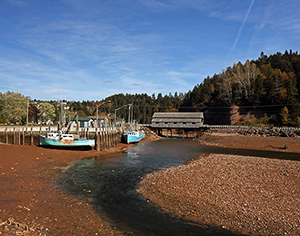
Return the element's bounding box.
[57,139,299,235]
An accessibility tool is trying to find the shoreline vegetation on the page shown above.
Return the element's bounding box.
[0,130,299,235]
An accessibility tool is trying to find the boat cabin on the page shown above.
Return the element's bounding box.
[46,133,59,139]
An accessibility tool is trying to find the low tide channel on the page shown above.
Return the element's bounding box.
[56,139,300,235]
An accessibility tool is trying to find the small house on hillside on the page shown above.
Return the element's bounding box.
[69,117,93,128]
[78,117,93,128]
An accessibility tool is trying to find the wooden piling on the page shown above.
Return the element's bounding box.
[5,128,8,144]
[31,128,34,145]
[96,129,100,151]
[18,129,21,145]
[105,130,108,149]
[108,130,112,148]
[13,127,16,144]
[22,128,25,145]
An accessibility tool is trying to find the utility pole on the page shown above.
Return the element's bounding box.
[26,99,29,132]
[96,100,111,127]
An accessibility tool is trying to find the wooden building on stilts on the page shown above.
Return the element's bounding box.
[151,112,204,138]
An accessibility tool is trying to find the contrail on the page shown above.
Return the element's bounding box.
[228,0,255,57]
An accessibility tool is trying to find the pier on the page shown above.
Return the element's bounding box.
[0,126,123,150]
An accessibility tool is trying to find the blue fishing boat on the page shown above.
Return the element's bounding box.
[39,132,95,147]
[123,130,145,144]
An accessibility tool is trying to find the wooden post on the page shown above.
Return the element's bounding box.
[31,127,34,145]
[18,129,21,145]
[13,127,15,144]
[5,128,8,144]
[76,115,79,134]
[114,131,117,146]
[112,131,115,146]
[105,130,108,149]
[100,131,103,149]
[108,130,111,148]
[96,130,100,151]
[22,128,25,145]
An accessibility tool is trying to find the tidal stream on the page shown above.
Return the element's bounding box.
[56,139,300,235]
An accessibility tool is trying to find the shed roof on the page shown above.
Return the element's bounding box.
[152,112,203,118]
[77,117,91,121]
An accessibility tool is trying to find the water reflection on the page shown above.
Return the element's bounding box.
[57,139,299,235]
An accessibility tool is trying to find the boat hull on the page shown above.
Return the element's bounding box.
[39,135,95,147]
[123,133,145,144]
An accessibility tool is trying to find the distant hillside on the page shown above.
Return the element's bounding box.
[1,50,300,126]
[180,50,300,126]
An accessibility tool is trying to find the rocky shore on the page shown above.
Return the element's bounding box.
[137,153,300,235]
[196,128,300,153]
[205,126,300,138]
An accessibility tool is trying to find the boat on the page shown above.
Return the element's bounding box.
[121,103,145,144]
[39,109,95,148]
[123,130,145,144]
[39,132,95,147]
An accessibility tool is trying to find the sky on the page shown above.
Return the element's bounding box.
[0,0,300,101]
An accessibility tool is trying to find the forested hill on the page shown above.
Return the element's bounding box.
[182,50,300,108]
[1,50,300,126]
[180,50,300,126]
[103,50,300,126]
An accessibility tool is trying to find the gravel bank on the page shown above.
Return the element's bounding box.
[137,154,300,235]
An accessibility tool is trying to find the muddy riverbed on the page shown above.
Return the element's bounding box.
[1,132,300,235]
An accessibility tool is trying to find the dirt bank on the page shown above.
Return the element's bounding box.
[137,153,300,235]
[197,132,300,153]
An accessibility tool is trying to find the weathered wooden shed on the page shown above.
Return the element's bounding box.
[151,112,204,129]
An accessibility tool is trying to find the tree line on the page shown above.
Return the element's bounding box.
[1,50,300,126]
[180,50,300,126]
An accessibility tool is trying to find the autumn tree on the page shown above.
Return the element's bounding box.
[219,69,234,106]
[232,60,259,103]
[280,106,289,126]
[0,91,29,124]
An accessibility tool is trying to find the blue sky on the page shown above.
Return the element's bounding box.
[0,0,299,101]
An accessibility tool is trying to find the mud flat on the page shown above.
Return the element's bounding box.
[0,128,160,235]
[0,143,131,235]
[137,153,300,235]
